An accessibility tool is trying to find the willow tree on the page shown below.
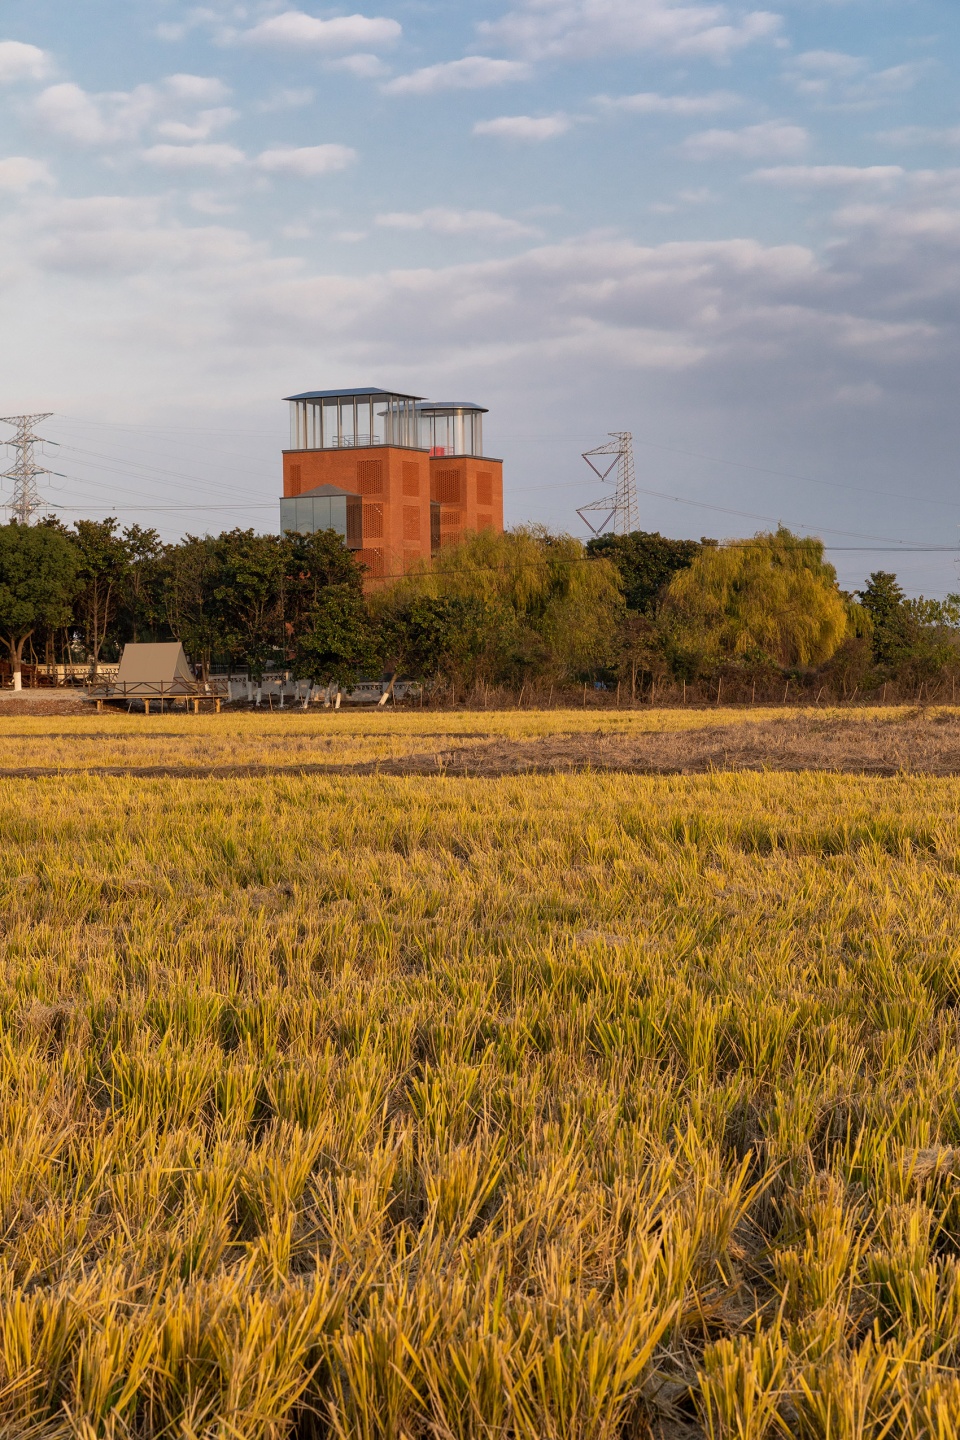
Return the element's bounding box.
[660,527,849,673]
[373,526,623,684]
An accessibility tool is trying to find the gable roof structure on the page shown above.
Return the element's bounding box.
[113,643,197,696]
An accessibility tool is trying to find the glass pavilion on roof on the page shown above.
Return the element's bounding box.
[286,388,422,451]
[417,402,486,457]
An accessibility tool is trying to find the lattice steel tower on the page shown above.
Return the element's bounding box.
[576,431,638,536]
[0,414,54,524]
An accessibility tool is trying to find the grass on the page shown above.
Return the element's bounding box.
[1,710,960,1436]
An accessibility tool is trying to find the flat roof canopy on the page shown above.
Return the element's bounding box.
[285,387,423,402]
[417,401,488,414]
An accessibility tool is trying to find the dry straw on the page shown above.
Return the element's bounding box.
[0,711,958,1435]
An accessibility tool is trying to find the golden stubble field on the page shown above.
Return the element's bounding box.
[2,706,960,1438]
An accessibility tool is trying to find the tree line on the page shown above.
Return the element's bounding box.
[0,516,957,701]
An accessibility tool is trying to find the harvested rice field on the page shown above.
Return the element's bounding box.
[2,706,960,1437]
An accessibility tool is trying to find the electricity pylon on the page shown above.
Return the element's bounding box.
[576,432,638,536]
[0,414,54,524]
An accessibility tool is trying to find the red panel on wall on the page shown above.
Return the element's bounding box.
[357,459,383,495]
[403,505,421,540]
[435,468,463,504]
[402,462,420,497]
[363,503,384,539]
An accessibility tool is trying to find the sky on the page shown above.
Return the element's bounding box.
[1,0,960,595]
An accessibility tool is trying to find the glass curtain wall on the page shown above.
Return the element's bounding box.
[288,394,420,450]
[417,407,484,457]
[280,492,361,544]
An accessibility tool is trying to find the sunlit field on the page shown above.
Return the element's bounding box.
[2,711,960,1436]
[0,702,939,771]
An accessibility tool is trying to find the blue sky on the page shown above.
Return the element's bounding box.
[1,0,960,593]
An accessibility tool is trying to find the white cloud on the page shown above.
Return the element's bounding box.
[681,121,807,160]
[256,145,356,176]
[376,207,539,238]
[329,53,390,78]
[156,107,240,141]
[34,83,117,145]
[14,194,269,278]
[473,114,572,141]
[142,142,246,169]
[598,90,740,116]
[0,156,53,191]
[257,88,316,112]
[750,165,904,189]
[793,50,865,80]
[478,0,782,62]
[238,11,401,51]
[164,74,231,103]
[0,40,51,84]
[649,187,715,213]
[383,57,531,96]
[879,127,960,148]
[33,76,237,148]
[786,51,930,109]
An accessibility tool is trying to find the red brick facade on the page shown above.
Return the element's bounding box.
[283,446,503,586]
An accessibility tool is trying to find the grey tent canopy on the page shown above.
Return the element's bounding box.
[108,643,199,698]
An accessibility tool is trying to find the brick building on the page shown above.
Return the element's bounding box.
[279,388,504,584]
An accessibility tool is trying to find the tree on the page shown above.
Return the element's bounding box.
[373,527,623,685]
[0,522,79,691]
[71,518,135,677]
[857,572,909,670]
[115,525,164,644]
[294,585,380,697]
[207,531,285,680]
[660,527,849,675]
[379,595,493,689]
[586,530,706,615]
[616,612,667,700]
[159,535,222,680]
[282,528,365,642]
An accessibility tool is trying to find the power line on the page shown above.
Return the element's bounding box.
[624,483,940,548]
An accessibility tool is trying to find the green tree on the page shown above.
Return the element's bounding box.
[374,527,623,685]
[208,530,285,681]
[857,572,911,670]
[0,522,79,691]
[586,530,706,615]
[71,518,135,677]
[115,526,164,644]
[379,595,493,688]
[616,612,667,699]
[294,584,380,697]
[282,528,365,645]
[159,535,222,679]
[660,527,849,675]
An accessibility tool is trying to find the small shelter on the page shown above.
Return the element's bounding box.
[91,643,221,712]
